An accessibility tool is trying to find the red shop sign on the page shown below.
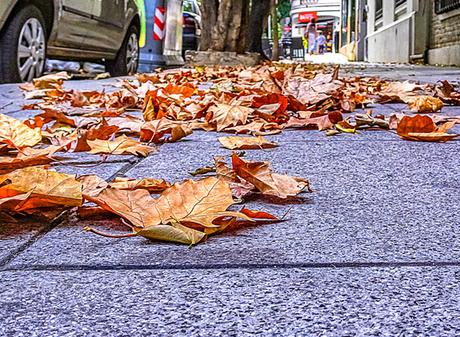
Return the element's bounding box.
[298,12,318,23]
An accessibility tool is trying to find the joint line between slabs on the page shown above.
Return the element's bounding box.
[4,261,460,273]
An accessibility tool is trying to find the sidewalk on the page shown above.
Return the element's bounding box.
[1,64,460,336]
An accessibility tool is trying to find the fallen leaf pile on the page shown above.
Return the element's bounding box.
[1,63,459,244]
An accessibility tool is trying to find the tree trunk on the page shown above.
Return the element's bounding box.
[270,0,279,60]
[246,0,271,55]
[200,0,218,51]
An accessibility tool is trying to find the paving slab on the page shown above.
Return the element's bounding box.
[1,266,460,336]
[0,221,46,266]
[53,161,133,180]
[7,131,459,269]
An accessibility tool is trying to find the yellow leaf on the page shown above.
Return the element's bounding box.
[0,167,82,211]
[0,114,42,149]
[87,135,155,156]
[218,136,278,150]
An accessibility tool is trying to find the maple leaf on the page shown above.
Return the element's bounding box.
[407,96,443,113]
[140,118,192,143]
[87,135,155,156]
[218,136,278,150]
[0,167,82,211]
[79,175,109,198]
[285,111,343,131]
[396,115,458,142]
[74,119,120,152]
[378,81,429,103]
[0,146,61,174]
[284,70,343,105]
[206,103,253,131]
[231,153,310,198]
[109,177,171,193]
[0,114,42,149]
[86,177,252,244]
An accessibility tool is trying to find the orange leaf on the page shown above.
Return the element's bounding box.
[396,115,458,142]
[0,114,42,149]
[231,153,310,198]
[0,167,82,211]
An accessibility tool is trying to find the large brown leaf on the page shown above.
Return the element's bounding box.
[206,103,253,131]
[396,115,458,142]
[231,153,310,198]
[0,167,82,211]
[218,136,278,150]
[86,177,252,244]
[0,146,61,174]
[87,135,155,156]
[0,114,42,149]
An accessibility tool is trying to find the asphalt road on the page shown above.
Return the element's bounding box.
[1,64,460,336]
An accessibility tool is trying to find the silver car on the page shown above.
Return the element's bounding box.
[0,0,140,83]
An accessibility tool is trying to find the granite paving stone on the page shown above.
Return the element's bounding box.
[7,131,459,268]
[1,267,460,336]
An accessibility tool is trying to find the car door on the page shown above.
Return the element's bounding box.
[54,0,94,49]
[81,0,125,53]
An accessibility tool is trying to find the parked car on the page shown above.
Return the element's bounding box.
[182,0,201,53]
[0,0,140,83]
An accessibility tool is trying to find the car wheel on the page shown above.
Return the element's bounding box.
[0,5,46,83]
[105,25,139,77]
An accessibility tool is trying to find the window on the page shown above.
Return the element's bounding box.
[375,0,383,20]
[435,0,460,14]
[395,0,406,8]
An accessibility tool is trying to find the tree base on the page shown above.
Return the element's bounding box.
[185,51,261,67]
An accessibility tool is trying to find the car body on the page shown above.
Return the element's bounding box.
[0,0,140,82]
[182,0,201,53]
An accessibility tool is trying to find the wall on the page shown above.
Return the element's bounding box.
[367,15,412,62]
[428,7,460,66]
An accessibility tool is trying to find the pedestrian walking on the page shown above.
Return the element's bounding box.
[305,18,318,55]
[316,31,326,54]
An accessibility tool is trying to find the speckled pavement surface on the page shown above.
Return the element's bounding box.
[1,64,460,336]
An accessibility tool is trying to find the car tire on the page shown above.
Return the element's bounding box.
[105,24,139,77]
[0,5,47,83]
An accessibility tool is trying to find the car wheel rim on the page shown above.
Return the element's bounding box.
[126,33,139,75]
[17,18,45,82]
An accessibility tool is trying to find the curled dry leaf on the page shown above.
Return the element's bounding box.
[0,167,82,211]
[87,135,155,156]
[285,111,343,131]
[0,114,42,149]
[0,146,61,174]
[140,118,192,143]
[109,177,171,193]
[206,103,253,131]
[218,136,278,150]
[408,96,443,113]
[231,153,310,198]
[396,115,458,142]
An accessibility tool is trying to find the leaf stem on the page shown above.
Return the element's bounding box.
[84,226,136,238]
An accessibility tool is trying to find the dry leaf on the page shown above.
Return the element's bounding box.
[109,177,171,193]
[206,103,253,131]
[408,96,443,113]
[218,136,278,150]
[0,167,82,211]
[87,135,155,156]
[231,153,309,198]
[0,114,42,149]
[397,115,458,142]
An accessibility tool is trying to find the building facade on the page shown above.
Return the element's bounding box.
[364,0,460,65]
[290,0,341,40]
